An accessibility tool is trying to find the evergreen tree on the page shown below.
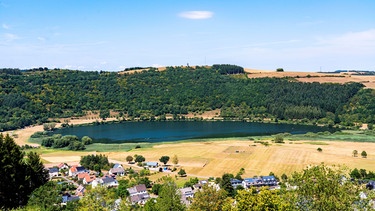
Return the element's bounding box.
[0,134,48,209]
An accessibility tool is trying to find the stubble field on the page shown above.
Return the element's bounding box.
[40,138,375,178]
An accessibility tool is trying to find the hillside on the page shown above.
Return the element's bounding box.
[0,66,374,131]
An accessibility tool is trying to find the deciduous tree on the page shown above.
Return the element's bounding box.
[126,155,133,163]
[289,163,372,210]
[154,179,186,211]
[159,156,170,165]
[353,150,358,157]
[172,154,179,165]
[189,184,228,211]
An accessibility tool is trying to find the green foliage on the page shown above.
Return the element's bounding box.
[172,154,179,165]
[154,179,186,211]
[43,122,56,131]
[151,183,162,195]
[178,169,187,177]
[116,180,130,198]
[353,150,358,157]
[212,64,244,75]
[235,168,245,180]
[361,150,367,158]
[341,89,375,124]
[68,141,86,150]
[189,184,228,211]
[234,187,293,210]
[289,163,372,210]
[183,177,199,188]
[41,134,90,151]
[273,134,284,143]
[0,67,368,131]
[281,173,288,181]
[276,68,284,72]
[81,136,93,145]
[125,155,133,163]
[317,147,323,152]
[0,134,49,209]
[99,109,110,120]
[77,186,117,211]
[80,154,110,171]
[159,155,170,165]
[26,181,62,210]
[220,173,235,197]
[134,155,145,163]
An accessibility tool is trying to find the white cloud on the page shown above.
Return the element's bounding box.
[2,23,9,29]
[179,11,213,20]
[37,36,46,41]
[3,33,19,42]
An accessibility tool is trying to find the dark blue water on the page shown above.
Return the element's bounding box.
[51,121,334,143]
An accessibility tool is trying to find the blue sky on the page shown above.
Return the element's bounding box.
[0,0,374,72]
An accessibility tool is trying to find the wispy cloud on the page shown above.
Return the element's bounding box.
[3,33,19,42]
[2,23,9,29]
[37,36,46,41]
[179,11,213,20]
[318,29,375,46]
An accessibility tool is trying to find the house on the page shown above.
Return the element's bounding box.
[58,163,69,170]
[230,178,243,189]
[109,164,125,176]
[48,167,59,179]
[145,162,159,169]
[102,176,119,187]
[261,175,278,186]
[75,185,85,196]
[69,165,88,177]
[83,174,96,185]
[242,177,263,188]
[242,176,278,188]
[61,193,80,205]
[92,176,119,188]
[193,180,208,190]
[77,172,89,180]
[127,184,150,205]
[113,163,122,169]
[179,187,194,205]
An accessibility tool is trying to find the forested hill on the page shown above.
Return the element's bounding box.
[0,66,373,131]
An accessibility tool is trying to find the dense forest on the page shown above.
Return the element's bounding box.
[0,65,373,131]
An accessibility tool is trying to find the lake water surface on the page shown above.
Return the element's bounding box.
[52,121,334,143]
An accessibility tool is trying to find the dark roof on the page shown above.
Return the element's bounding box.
[128,184,147,195]
[49,167,59,173]
[110,168,125,174]
[102,176,116,184]
[230,178,243,184]
[130,193,149,203]
[76,166,86,172]
[262,176,276,181]
[62,195,80,203]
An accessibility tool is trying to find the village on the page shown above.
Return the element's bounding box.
[47,159,280,207]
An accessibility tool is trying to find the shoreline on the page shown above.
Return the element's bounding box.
[4,117,119,146]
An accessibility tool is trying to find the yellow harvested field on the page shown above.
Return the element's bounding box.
[245,69,375,89]
[106,140,375,178]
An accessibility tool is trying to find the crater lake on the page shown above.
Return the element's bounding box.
[51,121,335,143]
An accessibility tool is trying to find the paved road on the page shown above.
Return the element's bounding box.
[57,176,79,187]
